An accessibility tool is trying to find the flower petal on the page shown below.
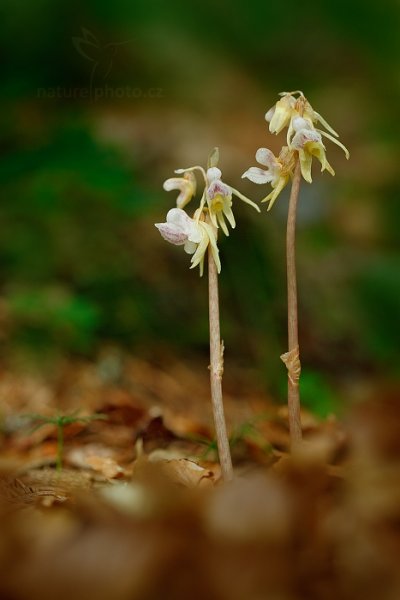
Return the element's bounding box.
[217,211,230,237]
[313,111,339,137]
[202,222,221,274]
[155,222,187,246]
[207,147,219,168]
[184,240,198,254]
[292,117,311,132]
[231,187,261,212]
[241,167,273,185]
[262,176,289,210]
[163,177,185,192]
[269,95,295,134]
[307,142,336,176]
[265,106,275,122]
[222,202,236,229]
[206,167,222,182]
[207,179,231,200]
[318,130,350,159]
[255,147,277,168]
[166,208,193,230]
[298,149,313,183]
[187,220,203,244]
[291,128,321,149]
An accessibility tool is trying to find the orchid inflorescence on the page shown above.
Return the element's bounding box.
[242,90,349,210]
[155,148,260,276]
[156,92,349,267]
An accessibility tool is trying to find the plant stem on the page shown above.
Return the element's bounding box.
[282,158,303,448]
[207,241,233,481]
[56,424,64,472]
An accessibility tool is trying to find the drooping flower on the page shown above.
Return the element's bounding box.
[265,93,296,134]
[155,207,220,276]
[205,167,235,236]
[163,171,196,209]
[290,118,335,183]
[155,207,201,249]
[242,146,296,210]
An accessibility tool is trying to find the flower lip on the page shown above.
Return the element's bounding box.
[155,221,188,246]
[207,179,231,199]
[155,208,202,246]
[291,128,322,149]
[163,172,196,209]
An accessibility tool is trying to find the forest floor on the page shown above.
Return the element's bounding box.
[0,352,399,600]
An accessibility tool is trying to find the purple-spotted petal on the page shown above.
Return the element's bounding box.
[155,222,188,246]
[207,179,231,199]
[291,128,321,149]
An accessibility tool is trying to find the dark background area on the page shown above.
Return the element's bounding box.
[0,0,399,416]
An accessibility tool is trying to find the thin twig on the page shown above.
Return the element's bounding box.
[207,238,233,481]
[282,157,303,448]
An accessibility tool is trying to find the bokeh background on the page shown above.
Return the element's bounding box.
[1,0,399,417]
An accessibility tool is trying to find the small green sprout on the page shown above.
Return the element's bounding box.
[28,411,107,472]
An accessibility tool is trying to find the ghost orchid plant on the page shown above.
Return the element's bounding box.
[156,148,260,479]
[243,91,349,449]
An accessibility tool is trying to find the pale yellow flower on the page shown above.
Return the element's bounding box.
[155,207,220,276]
[290,120,335,183]
[242,146,296,210]
[265,93,296,134]
[163,171,196,209]
[206,167,235,236]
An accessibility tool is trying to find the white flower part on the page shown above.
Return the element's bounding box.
[163,179,181,192]
[255,148,278,168]
[268,94,296,134]
[206,167,232,209]
[206,167,234,234]
[183,240,198,254]
[190,221,221,275]
[265,106,275,122]
[206,167,222,182]
[292,116,311,132]
[291,128,322,150]
[155,208,202,247]
[207,178,232,200]
[163,172,196,209]
[242,148,281,185]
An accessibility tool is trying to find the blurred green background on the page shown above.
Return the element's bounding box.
[0,0,399,414]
